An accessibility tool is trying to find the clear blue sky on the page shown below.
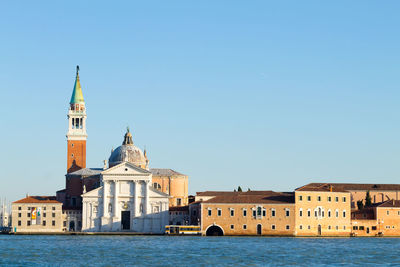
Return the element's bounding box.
[1,1,400,202]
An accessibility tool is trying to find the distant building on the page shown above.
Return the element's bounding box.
[11,196,64,233]
[151,169,188,207]
[190,191,295,236]
[295,183,351,236]
[169,206,189,225]
[351,199,400,236]
[0,202,10,228]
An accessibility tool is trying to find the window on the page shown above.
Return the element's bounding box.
[230,224,234,230]
[217,209,222,216]
[71,143,74,147]
[299,209,303,217]
[139,204,143,213]
[257,207,262,217]
[299,225,303,230]
[18,221,21,226]
[18,213,21,218]
[353,226,358,230]
[52,213,56,218]
[262,209,266,217]
[343,197,346,202]
[71,153,74,158]
[285,209,290,217]
[359,226,365,230]
[308,225,311,230]
[253,210,256,217]
[207,209,212,216]
[243,209,247,217]
[271,209,276,217]
[230,209,234,217]
[298,195,303,201]
[387,211,390,215]
[43,221,46,226]
[43,207,46,210]
[27,221,31,226]
[398,211,400,216]
[109,203,113,213]
[307,209,311,217]
[63,221,67,227]
[335,226,338,230]
[271,225,276,230]
[286,225,290,230]
[328,225,331,230]
[328,196,331,202]
[328,210,331,217]
[43,213,46,218]
[52,221,55,226]
[153,183,161,190]
[372,226,377,230]
[307,196,311,201]
[52,207,55,211]
[317,196,321,201]
[177,198,182,206]
[18,207,21,210]
[314,210,318,217]
[335,209,339,218]
[343,226,346,230]
[243,224,247,230]
[335,197,339,202]
[343,210,346,218]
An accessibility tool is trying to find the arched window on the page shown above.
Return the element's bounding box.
[153,183,161,190]
[140,204,143,213]
[108,203,112,213]
[299,208,303,217]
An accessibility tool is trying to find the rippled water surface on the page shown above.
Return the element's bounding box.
[1,235,400,266]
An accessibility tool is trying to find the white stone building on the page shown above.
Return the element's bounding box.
[82,130,170,233]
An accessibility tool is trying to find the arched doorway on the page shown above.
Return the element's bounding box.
[206,225,224,236]
[257,224,262,235]
[318,224,321,236]
[69,221,75,232]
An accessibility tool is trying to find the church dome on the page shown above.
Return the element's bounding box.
[108,128,148,169]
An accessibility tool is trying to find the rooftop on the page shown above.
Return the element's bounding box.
[150,168,185,176]
[67,168,103,177]
[13,196,61,204]
[199,191,295,204]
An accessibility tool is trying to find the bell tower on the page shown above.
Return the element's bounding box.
[66,65,87,173]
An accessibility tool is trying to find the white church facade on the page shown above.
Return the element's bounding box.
[81,130,170,233]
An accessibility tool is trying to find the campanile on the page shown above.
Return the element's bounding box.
[66,66,87,173]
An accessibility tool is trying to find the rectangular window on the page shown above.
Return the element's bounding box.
[18,221,21,226]
[308,225,311,230]
[328,225,331,230]
[217,209,222,216]
[18,213,21,218]
[18,207,21,210]
[328,196,331,202]
[243,224,247,230]
[230,224,234,230]
[317,196,321,201]
[343,197,346,202]
[299,210,303,217]
[307,196,311,201]
[343,226,346,230]
[387,211,390,215]
[307,210,311,217]
[230,209,234,217]
[271,225,276,230]
[243,209,247,217]
[314,210,318,217]
[52,221,55,226]
[336,210,339,217]
[286,225,290,230]
[353,226,358,230]
[359,226,365,230]
[208,209,212,216]
[52,213,55,218]
[343,211,346,218]
[52,207,55,211]
[63,221,66,227]
[271,209,276,217]
[335,197,339,202]
[335,226,338,230]
[372,226,377,230]
[298,195,303,201]
[262,210,266,217]
[285,210,290,217]
[299,225,303,230]
[177,198,182,206]
[43,213,46,218]
[27,221,31,226]
[27,213,31,217]
[253,210,256,217]
[43,221,46,226]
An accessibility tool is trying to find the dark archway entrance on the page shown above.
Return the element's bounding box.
[318,224,322,236]
[257,224,262,235]
[121,211,130,230]
[69,221,75,232]
[206,225,224,236]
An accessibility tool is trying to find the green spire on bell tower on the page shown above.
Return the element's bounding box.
[70,65,85,104]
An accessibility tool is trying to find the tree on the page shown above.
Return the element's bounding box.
[237,186,242,192]
[357,200,364,210]
[365,191,372,207]
[247,188,251,192]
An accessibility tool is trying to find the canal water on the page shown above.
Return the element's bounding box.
[1,235,399,266]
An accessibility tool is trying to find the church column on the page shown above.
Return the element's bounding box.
[103,181,109,217]
[145,180,150,214]
[134,181,139,217]
[114,180,119,218]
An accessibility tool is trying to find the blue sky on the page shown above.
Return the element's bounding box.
[1,1,400,202]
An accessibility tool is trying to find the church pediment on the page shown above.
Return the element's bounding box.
[82,186,103,197]
[101,161,151,176]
